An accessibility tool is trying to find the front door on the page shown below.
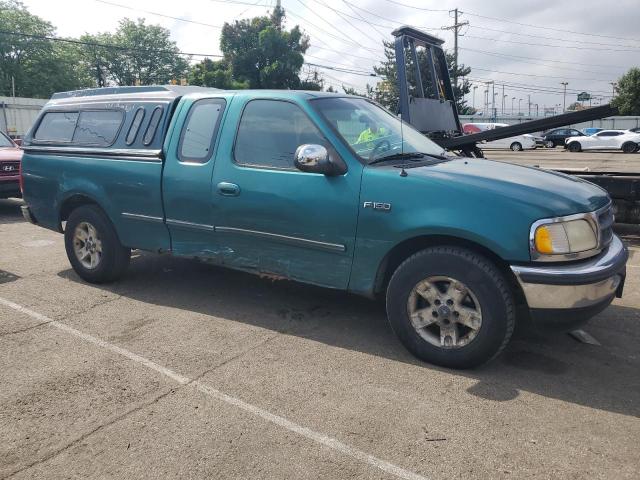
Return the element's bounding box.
[210,97,362,289]
[163,97,228,255]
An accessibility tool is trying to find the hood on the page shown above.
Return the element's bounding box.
[390,157,609,217]
[0,147,23,162]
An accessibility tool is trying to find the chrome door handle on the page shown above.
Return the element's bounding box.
[217,182,240,196]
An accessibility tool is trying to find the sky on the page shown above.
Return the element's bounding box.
[20,0,640,115]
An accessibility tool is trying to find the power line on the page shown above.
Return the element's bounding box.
[308,0,381,44]
[94,0,223,29]
[466,24,640,49]
[471,66,613,83]
[0,29,223,57]
[463,34,640,52]
[380,0,450,13]
[460,10,640,43]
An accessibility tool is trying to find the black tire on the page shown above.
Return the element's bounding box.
[545,140,555,148]
[386,247,515,369]
[568,141,582,152]
[64,205,131,283]
[622,142,637,154]
[510,142,522,151]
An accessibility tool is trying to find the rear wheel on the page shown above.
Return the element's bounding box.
[64,205,130,283]
[510,142,523,151]
[545,140,555,148]
[386,247,515,369]
[622,142,638,154]
[568,141,582,152]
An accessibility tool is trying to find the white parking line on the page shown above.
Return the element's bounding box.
[0,297,429,480]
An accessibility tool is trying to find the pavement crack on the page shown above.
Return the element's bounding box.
[0,321,51,338]
[3,387,174,479]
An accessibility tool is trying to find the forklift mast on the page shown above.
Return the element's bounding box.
[392,26,618,154]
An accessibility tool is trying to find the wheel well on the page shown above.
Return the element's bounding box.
[59,194,99,224]
[373,235,525,304]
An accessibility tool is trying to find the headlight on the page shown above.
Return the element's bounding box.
[531,217,598,260]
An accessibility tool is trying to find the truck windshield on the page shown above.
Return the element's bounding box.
[312,97,447,163]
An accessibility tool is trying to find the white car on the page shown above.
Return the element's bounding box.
[565,129,640,153]
[463,122,539,151]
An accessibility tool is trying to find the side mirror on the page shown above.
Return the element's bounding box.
[294,144,346,176]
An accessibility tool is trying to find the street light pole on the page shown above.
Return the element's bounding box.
[528,94,531,116]
[503,94,508,116]
[511,96,515,115]
[518,98,522,115]
[560,81,568,112]
[610,82,617,99]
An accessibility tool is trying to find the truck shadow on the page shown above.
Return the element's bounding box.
[58,252,640,419]
[0,198,24,224]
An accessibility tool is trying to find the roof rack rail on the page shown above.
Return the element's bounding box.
[51,85,221,100]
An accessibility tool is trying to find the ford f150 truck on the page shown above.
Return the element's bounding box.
[20,86,628,369]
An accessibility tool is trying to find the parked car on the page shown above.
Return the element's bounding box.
[463,122,539,151]
[0,130,22,199]
[20,86,627,369]
[582,127,603,136]
[629,127,640,134]
[542,128,584,148]
[565,129,640,153]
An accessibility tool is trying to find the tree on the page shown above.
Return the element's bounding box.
[0,0,92,97]
[370,40,474,114]
[199,5,321,90]
[81,19,190,86]
[188,58,248,89]
[613,68,640,115]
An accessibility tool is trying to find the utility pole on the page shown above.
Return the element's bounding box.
[483,89,488,116]
[443,9,468,90]
[560,81,568,113]
[503,94,508,116]
[610,82,617,99]
[472,85,477,111]
[511,96,515,115]
[528,94,531,116]
[518,98,522,115]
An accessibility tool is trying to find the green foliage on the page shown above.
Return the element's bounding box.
[370,40,474,114]
[0,0,92,97]
[191,6,322,91]
[188,58,248,89]
[612,68,640,115]
[81,19,189,86]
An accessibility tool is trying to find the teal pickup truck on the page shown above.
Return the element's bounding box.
[20,86,627,368]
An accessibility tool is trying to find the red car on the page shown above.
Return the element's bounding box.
[0,131,22,199]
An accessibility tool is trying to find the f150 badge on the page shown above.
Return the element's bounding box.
[363,201,391,212]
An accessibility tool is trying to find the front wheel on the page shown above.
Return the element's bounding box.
[568,141,582,152]
[64,205,131,283]
[510,142,523,151]
[545,140,555,148]
[386,247,515,369]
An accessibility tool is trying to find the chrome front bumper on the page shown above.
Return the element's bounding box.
[511,235,627,310]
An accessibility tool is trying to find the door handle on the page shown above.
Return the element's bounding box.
[217,182,240,196]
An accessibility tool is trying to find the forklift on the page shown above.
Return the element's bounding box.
[392,26,640,224]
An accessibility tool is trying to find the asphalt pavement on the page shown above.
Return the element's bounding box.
[1,188,639,479]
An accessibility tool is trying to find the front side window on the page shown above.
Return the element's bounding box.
[179,99,225,163]
[34,112,79,142]
[234,100,325,169]
[73,110,123,146]
[312,97,446,163]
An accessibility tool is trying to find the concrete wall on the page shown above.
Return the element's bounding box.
[459,115,640,134]
[0,96,47,138]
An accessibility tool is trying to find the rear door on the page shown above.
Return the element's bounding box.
[162,96,228,255]
[209,96,362,289]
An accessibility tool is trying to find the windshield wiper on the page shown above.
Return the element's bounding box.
[368,152,447,166]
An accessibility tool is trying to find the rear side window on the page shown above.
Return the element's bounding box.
[73,110,123,146]
[143,106,164,145]
[234,100,325,169]
[179,99,226,163]
[126,108,146,145]
[34,112,79,142]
